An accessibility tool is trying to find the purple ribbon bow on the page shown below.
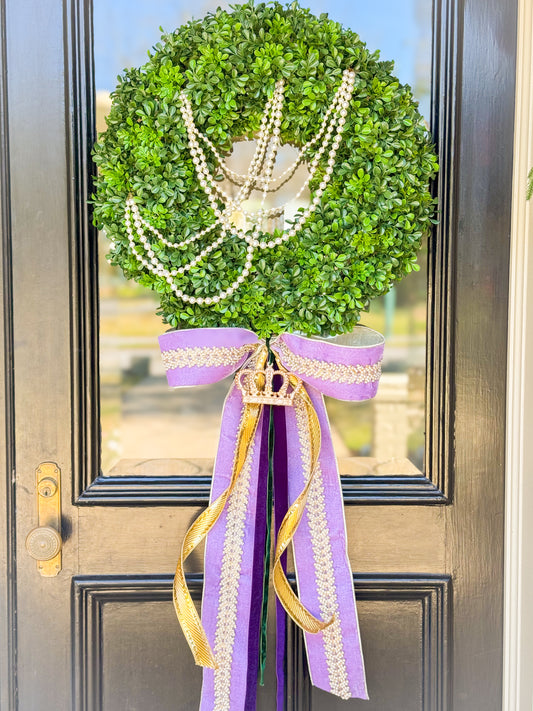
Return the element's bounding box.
[159,326,384,710]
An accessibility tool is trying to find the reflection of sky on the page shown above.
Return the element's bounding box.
[94,0,431,117]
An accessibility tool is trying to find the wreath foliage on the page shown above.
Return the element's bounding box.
[92,1,438,338]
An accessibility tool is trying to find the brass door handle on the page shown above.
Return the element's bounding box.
[26,526,62,561]
[26,462,62,576]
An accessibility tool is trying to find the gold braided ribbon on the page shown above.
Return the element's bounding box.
[173,348,332,668]
[173,346,267,668]
[272,370,334,633]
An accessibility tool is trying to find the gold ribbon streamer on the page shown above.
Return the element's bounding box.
[173,346,267,668]
[272,371,334,634]
[173,349,333,669]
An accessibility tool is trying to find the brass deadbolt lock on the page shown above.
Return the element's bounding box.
[38,477,58,498]
[26,462,62,576]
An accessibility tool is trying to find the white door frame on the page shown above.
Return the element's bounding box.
[504,0,533,708]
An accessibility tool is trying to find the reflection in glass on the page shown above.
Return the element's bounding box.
[326,248,427,474]
[95,0,431,476]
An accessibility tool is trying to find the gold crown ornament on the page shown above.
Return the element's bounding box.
[236,363,301,406]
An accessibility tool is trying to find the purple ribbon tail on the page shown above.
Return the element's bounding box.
[285,385,369,700]
[200,385,266,711]
[273,405,289,711]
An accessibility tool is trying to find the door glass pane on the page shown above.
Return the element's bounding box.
[94,0,432,476]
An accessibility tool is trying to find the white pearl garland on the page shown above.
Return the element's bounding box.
[179,79,287,221]
[194,70,354,194]
[117,69,355,306]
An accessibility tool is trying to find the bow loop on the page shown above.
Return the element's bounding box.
[272,328,384,401]
[159,327,260,386]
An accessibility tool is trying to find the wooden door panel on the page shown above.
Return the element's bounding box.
[74,578,204,711]
[77,508,202,573]
[306,577,450,711]
[344,508,447,573]
[73,576,279,711]
[76,507,446,574]
[73,576,449,711]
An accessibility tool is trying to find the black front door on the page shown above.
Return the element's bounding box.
[0,0,516,709]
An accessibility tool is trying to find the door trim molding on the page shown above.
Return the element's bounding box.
[76,469,448,506]
[70,0,459,506]
[0,0,17,707]
[504,0,533,708]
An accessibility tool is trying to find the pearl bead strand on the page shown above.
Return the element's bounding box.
[123,203,254,305]
[179,70,354,230]
[117,69,355,306]
[191,69,354,193]
[179,80,285,215]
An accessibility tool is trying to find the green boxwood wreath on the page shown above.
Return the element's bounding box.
[92,1,438,338]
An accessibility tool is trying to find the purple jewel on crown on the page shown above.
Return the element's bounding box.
[236,363,301,406]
